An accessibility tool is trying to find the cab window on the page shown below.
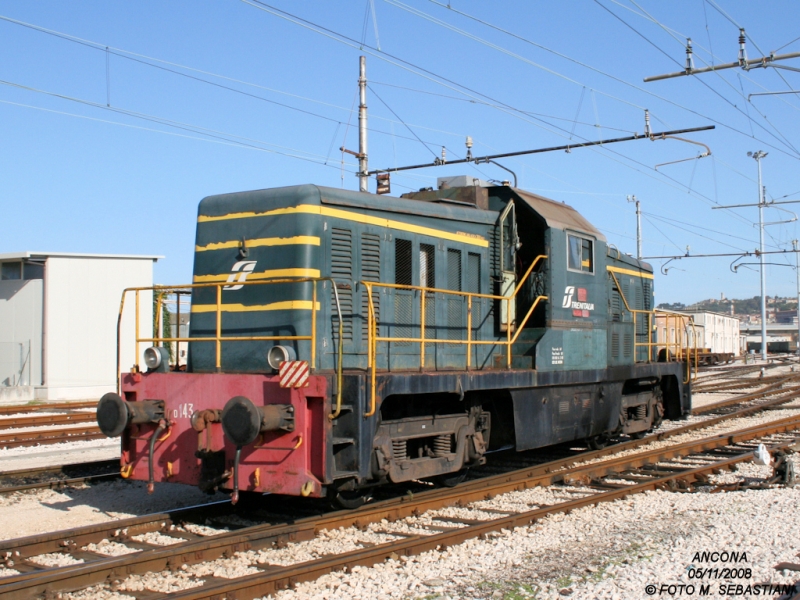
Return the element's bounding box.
[567,234,593,274]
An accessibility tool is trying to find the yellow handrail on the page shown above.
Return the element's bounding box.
[116,277,347,416]
[609,271,698,383]
[362,254,547,417]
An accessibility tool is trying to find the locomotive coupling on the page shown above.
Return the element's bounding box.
[96,392,165,437]
[220,396,295,447]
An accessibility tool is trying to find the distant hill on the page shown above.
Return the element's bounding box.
[657,295,797,315]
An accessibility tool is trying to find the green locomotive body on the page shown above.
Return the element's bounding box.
[98,180,691,504]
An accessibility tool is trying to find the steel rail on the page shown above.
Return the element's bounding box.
[0,401,96,416]
[0,500,235,562]
[0,385,791,562]
[0,413,97,431]
[692,383,800,415]
[693,372,800,394]
[0,460,120,495]
[2,415,799,599]
[164,438,800,600]
[695,363,781,382]
[0,425,104,448]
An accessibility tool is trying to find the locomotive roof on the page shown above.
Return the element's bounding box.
[199,184,498,225]
[512,188,606,242]
[199,184,607,241]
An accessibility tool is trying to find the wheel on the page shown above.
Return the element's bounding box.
[435,468,469,488]
[652,392,665,430]
[328,486,372,510]
[587,434,610,450]
[629,432,646,440]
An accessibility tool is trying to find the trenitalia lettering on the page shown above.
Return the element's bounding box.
[570,301,595,310]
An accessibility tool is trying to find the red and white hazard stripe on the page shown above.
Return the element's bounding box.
[279,360,310,388]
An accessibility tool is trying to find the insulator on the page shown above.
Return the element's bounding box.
[392,440,407,461]
[433,434,452,457]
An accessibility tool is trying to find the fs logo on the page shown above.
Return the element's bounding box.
[562,286,593,317]
[224,260,257,290]
[561,286,576,308]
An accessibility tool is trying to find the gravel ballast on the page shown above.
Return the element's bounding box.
[0,479,226,541]
[6,362,800,599]
[264,475,800,599]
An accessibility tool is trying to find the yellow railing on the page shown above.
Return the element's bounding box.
[115,277,347,418]
[609,271,698,383]
[361,255,548,417]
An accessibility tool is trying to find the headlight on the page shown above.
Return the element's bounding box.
[267,345,296,370]
[144,346,170,372]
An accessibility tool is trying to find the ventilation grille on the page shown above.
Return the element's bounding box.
[420,244,435,287]
[395,239,412,286]
[361,233,381,343]
[611,290,622,322]
[635,281,648,341]
[447,249,462,339]
[624,333,633,358]
[421,243,436,344]
[331,228,353,341]
[612,332,620,358]
[468,253,481,338]
[394,239,413,345]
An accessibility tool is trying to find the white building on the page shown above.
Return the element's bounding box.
[685,310,741,355]
[654,310,742,357]
[0,252,159,403]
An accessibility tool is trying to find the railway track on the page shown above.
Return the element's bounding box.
[0,371,797,597]
[693,373,800,395]
[693,361,786,383]
[0,366,787,494]
[0,402,96,416]
[0,460,120,495]
[0,425,104,449]
[1,399,799,599]
[0,412,97,431]
[0,401,100,448]
[0,388,800,598]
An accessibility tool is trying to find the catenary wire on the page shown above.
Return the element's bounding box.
[0,14,479,146]
[596,0,800,158]
[369,80,638,134]
[369,84,438,158]
[623,0,800,153]
[425,0,800,160]
[0,79,364,170]
[0,97,359,173]
[238,0,780,226]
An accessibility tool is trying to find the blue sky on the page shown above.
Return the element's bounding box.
[2,1,800,304]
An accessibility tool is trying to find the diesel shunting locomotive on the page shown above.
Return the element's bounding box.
[97,177,693,507]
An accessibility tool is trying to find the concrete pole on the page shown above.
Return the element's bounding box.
[752,151,768,360]
[627,195,642,260]
[358,56,368,193]
[635,198,642,261]
[795,240,800,355]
